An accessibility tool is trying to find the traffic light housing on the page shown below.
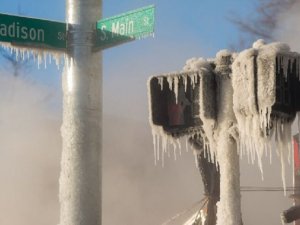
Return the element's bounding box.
[148,70,216,137]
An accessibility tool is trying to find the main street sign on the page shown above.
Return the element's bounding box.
[96,5,155,49]
[0,13,67,50]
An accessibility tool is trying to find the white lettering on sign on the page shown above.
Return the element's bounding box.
[111,20,134,37]
[99,25,107,41]
[57,32,66,41]
[0,22,45,42]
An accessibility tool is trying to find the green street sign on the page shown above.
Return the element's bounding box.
[96,5,155,49]
[0,13,67,50]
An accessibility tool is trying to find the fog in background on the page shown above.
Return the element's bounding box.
[0,73,203,225]
[1,1,300,225]
[0,74,61,225]
[273,0,300,52]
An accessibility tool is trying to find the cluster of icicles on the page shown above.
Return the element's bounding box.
[232,41,300,192]
[148,40,300,192]
[277,54,300,79]
[0,42,65,69]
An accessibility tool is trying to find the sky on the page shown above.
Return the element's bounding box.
[0,0,256,120]
[0,0,254,100]
[0,1,298,225]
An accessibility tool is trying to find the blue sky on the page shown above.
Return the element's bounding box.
[0,0,256,119]
[0,0,255,68]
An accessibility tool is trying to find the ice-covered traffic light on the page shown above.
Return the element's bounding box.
[148,69,216,137]
[148,71,202,137]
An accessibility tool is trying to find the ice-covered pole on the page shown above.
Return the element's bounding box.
[215,51,243,225]
[59,0,102,225]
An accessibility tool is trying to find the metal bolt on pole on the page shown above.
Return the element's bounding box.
[59,0,102,225]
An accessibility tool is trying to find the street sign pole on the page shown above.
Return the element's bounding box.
[59,0,102,225]
[0,3,154,225]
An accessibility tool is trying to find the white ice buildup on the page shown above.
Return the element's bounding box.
[148,40,300,181]
[0,42,65,69]
[232,40,300,190]
[184,57,218,160]
[148,40,300,225]
[147,57,217,165]
[147,70,200,166]
[183,57,213,72]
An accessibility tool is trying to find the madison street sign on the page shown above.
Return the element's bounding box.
[0,13,67,50]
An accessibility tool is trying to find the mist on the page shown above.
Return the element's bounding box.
[0,74,61,225]
[273,0,300,52]
[0,70,203,225]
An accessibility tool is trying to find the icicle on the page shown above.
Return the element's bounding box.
[158,77,164,90]
[167,76,173,91]
[0,42,65,70]
[185,137,189,152]
[183,75,188,92]
[282,56,289,80]
[188,72,197,89]
[177,139,182,156]
[194,154,199,168]
[173,76,179,104]
[149,124,186,167]
[286,122,292,165]
[153,132,157,165]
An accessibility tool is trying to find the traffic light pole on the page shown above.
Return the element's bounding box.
[59,0,102,224]
[215,53,243,225]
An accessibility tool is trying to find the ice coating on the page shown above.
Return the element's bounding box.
[183,57,212,72]
[232,41,297,186]
[252,39,266,49]
[147,70,202,166]
[183,57,217,161]
[147,55,219,166]
[148,40,300,225]
[214,50,243,225]
[0,42,65,69]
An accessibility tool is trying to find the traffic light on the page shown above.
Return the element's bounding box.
[148,70,216,137]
